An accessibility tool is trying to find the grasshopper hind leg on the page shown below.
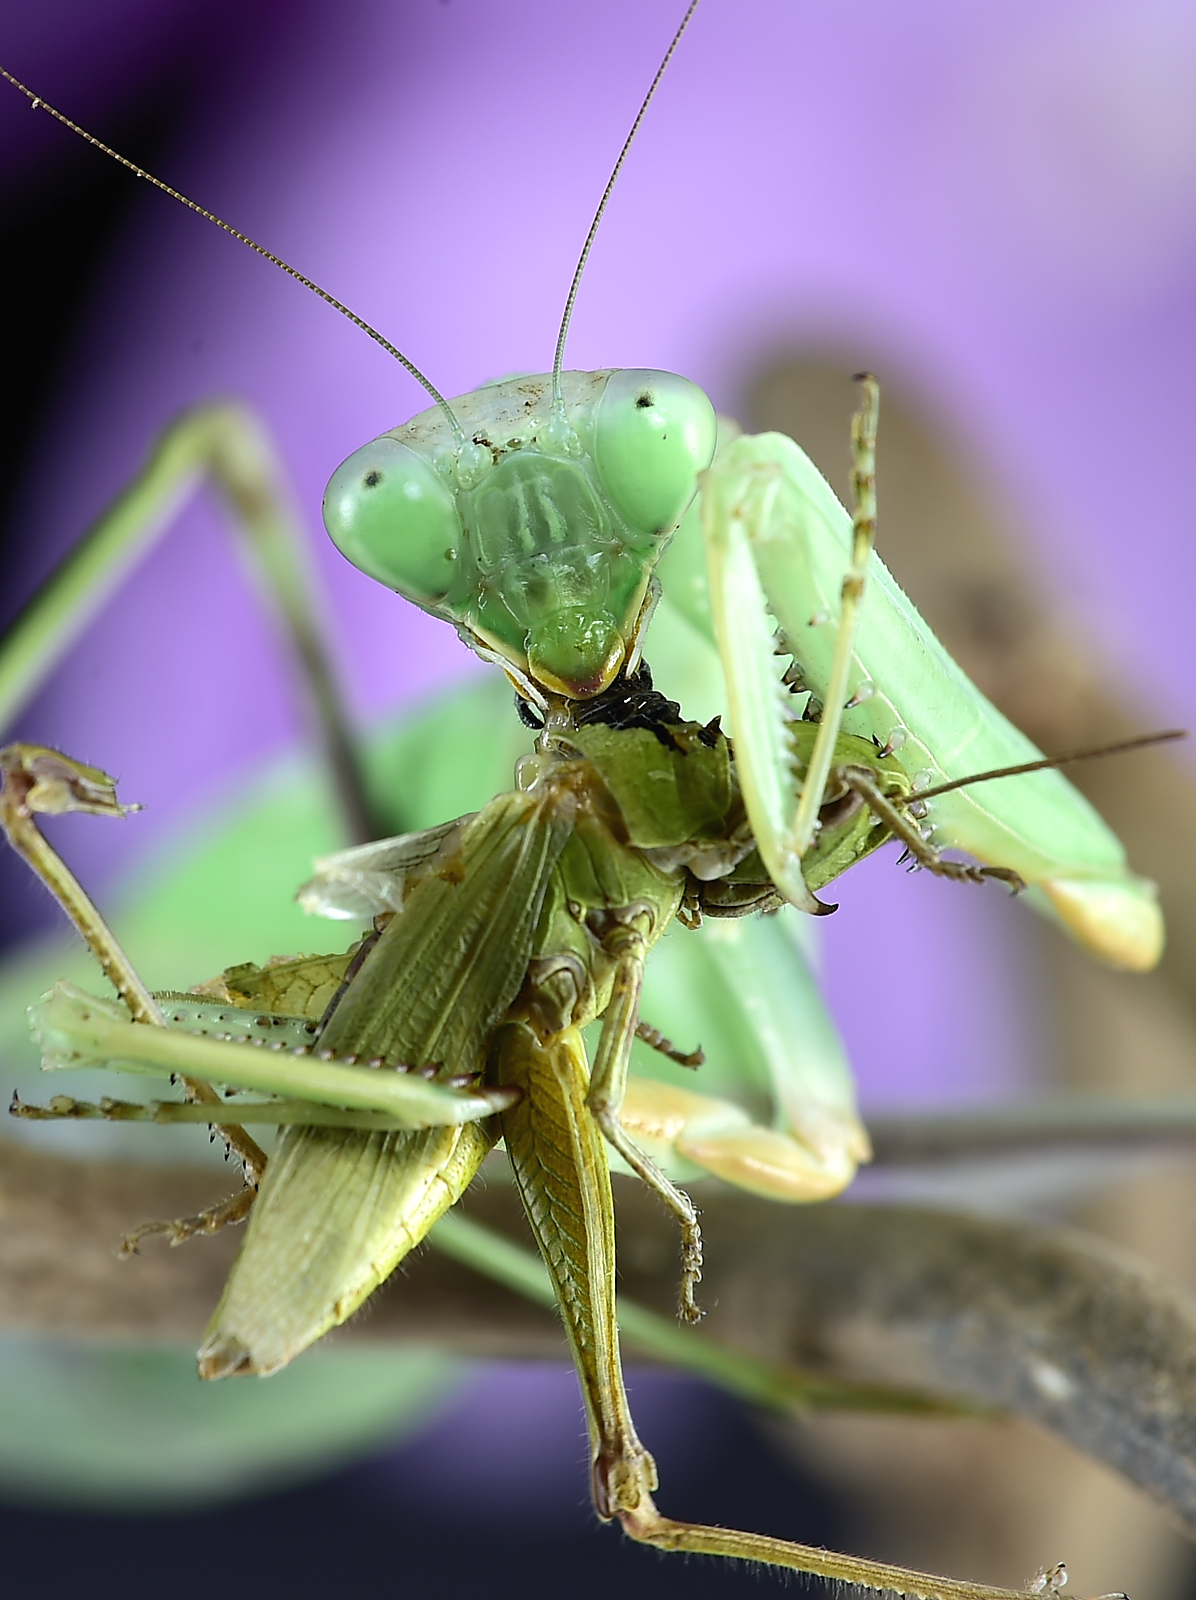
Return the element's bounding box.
[493,1001,1080,1600]
[492,1020,659,1519]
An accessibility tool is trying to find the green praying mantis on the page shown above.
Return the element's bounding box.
[0,3,1174,1595]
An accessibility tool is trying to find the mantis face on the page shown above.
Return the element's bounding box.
[322,369,716,700]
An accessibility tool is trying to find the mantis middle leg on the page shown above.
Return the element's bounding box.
[0,403,376,844]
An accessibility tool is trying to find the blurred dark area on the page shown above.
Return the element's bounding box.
[0,79,196,595]
[0,92,183,950]
[0,1376,851,1600]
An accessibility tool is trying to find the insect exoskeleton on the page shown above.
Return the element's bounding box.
[322,370,716,701]
[0,4,1172,1593]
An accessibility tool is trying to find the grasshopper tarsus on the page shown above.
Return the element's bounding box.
[677,1244,704,1325]
[981,865,1027,895]
[633,1019,704,1069]
[119,1184,257,1259]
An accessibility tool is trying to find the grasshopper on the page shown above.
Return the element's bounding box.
[0,3,1168,1594]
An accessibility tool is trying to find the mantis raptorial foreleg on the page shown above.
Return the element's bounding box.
[0,403,374,844]
[703,375,1010,910]
[699,377,881,914]
[692,380,1162,968]
[785,373,879,858]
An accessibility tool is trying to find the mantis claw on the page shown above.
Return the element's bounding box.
[683,386,1163,968]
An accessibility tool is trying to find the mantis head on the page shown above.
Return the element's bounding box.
[323,368,716,702]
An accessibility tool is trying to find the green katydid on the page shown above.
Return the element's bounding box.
[0,3,1170,1594]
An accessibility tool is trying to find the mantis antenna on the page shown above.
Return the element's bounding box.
[0,66,468,449]
[551,0,701,409]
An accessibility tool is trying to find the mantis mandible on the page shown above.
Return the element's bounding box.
[0,2,1171,1595]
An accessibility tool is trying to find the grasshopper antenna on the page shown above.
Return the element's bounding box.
[551,0,701,409]
[0,66,467,449]
[895,728,1188,807]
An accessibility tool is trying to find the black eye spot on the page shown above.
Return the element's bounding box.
[635,392,655,409]
[363,470,383,489]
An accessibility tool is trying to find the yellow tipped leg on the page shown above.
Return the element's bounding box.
[1039,873,1164,971]
[620,1076,866,1203]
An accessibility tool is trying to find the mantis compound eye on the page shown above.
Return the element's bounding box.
[323,370,716,702]
[593,369,717,542]
[323,435,462,604]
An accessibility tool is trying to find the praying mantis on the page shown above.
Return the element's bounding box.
[0,0,1176,1593]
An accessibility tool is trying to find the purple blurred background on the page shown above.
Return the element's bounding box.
[3,0,1196,1554]
[5,0,1196,1108]
[6,0,1193,1112]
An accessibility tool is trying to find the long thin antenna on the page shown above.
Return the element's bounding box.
[1,66,466,445]
[551,0,701,407]
[896,728,1187,807]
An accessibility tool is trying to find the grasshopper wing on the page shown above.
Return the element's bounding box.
[200,786,573,1377]
[296,816,472,920]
